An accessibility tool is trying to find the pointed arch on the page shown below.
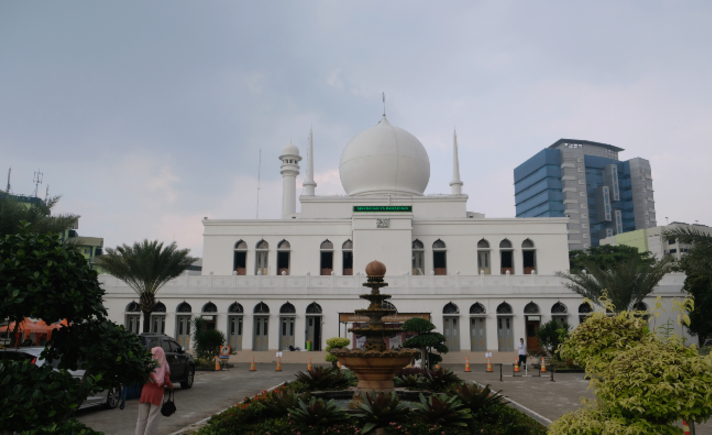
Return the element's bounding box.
[524,302,540,314]
[233,240,247,275]
[499,239,512,249]
[443,302,459,314]
[342,239,353,275]
[126,301,141,312]
[477,239,490,249]
[412,239,425,275]
[412,239,424,249]
[320,240,333,275]
[277,240,290,275]
[253,302,270,314]
[477,238,491,275]
[551,302,567,314]
[433,239,447,275]
[277,240,291,250]
[202,302,217,313]
[381,300,396,311]
[177,302,192,313]
[228,302,243,314]
[469,302,486,315]
[306,302,322,314]
[496,302,512,314]
[280,302,296,314]
[234,240,247,250]
[578,302,593,314]
[522,238,536,274]
[153,302,166,313]
[499,239,514,275]
[256,240,269,249]
[255,240,269,275]
[342,239,353,250]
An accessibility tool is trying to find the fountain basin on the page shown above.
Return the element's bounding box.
[331,348,419,391]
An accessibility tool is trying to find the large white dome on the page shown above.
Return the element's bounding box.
[339,116,430,196]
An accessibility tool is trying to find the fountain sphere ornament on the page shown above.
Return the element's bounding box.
[331,261,419,400]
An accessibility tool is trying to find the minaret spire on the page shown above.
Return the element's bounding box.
[303,128,317,196]
[450,129,463,195]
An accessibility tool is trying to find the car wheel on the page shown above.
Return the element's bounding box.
[180,366,195,389]
[104,387,121,409]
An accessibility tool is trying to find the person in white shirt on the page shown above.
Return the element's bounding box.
[517,338,527,368]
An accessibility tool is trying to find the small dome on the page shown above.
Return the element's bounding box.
[280,142,300,157]
[339,116,430,196]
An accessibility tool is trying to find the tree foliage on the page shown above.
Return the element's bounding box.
[551,309,712,434]
[402,318,448,369]
[95,239,195,333]
[568,245,652,273]
[0,195,79,239]
[663,227,712,344]
[0,226,153,433]
[536,319,571,356]
[557,251,671,312]
[325,337,350,365]
[191,317,226,361]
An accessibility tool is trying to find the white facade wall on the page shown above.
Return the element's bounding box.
[103,273,692,352]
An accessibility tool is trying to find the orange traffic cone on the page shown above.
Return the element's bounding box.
[275,356,282,371]
[682,421,691,435]
[514,357,520,373]
[464,357,471,372]
[540,357,547,373]
[215,356,221,371]
[337,361,342,371]
[307,357,313,371]
[435,363,440,370]
[250,356,256,371]
[486,357,493,373]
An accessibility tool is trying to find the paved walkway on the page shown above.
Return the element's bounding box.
[74,363,322,435]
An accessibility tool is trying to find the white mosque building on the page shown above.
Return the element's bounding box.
[101,115,688,360]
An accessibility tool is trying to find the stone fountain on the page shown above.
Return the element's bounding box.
[331,260,419,402]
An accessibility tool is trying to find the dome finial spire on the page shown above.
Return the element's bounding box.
[382,92,386,117]
[303,127,317,195]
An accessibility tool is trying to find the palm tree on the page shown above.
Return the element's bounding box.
[663,227,712,277]
[96,240,196,333]
[0,194,79,238]
[556,251,672,313]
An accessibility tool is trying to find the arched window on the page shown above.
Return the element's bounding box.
[228,302,243,313]
[153,302,166,313]
[522,239,536,274]
[496,302,512,314]
[578,302,593,324]
[280,302,296,314]
[499,239,513,275]
[412,240,424,275]
[470,303,486,315]
[254,302,270,314]
[320,240,334,276]
[633,302,648,311]
[126,302,140,312]
[277,240,290,275]
[202,302,217,313]
[342,240,353,276]
[477,239,491,275]
[632,302,650,320]
[433,240,447,275]
[551,302,567,314]
[381,300,396,311]
[177,302,192,313]
[233,240,247,275]
[443,302,459,314]
[524,302,540,314]
[306,302,322,314]
[255,240,269,275]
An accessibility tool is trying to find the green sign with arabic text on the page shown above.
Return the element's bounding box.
[352,206,412,212]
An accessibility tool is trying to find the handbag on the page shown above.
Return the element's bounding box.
[161,389,176,417]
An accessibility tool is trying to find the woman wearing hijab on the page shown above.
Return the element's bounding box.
[135,347,174,435]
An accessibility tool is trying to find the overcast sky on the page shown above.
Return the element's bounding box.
[2,2,711,256]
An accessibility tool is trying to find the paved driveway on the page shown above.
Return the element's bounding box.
[75,363,318,435]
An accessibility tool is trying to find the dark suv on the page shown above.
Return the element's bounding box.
[138,334,195,389]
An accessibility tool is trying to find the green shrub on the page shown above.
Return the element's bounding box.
[420,368,462,392]
[264,387,310,417]
[394,374,423,389]
[411,393,470,427]
[550,402,681,435]
[353,391,411,434]
[288,396,351,426]
[295,366,336,391]
[469,403,548,435]
[23,419,105,435]
[191,318,226,360]
[449,383,507,414]
[536,319,571,356]
[325,337,350,365]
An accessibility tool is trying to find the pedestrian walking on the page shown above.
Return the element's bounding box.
[517,338,527,369]
[135,347,174,435]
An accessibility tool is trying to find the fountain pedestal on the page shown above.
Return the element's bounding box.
[331,260,419,400]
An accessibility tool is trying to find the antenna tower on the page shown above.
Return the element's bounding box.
[32,169,43,197]
[256,148,262,219]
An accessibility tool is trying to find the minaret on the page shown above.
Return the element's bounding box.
[450,129,463,195]
[303,128,317,196]
[279,142,302,218]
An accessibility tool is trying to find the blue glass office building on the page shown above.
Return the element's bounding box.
[514,139,656,250]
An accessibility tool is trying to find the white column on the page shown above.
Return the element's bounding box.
[303,129,317,196]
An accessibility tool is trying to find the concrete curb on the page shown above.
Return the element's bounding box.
[469,380,552,428]
[167,381,286,435]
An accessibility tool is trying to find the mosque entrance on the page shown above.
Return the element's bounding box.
[497,317,514,351]
[279,317,295,350]
[253,316,269,351]
[305,316,322,351]
[443,317,460,351]
[470,317,486,352]
[126,314,140,334]
[176,315,191,348]
[228,316,243,351]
